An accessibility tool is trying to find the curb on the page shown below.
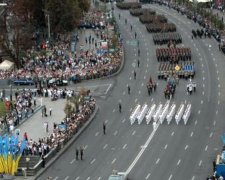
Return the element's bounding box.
[34,105,99,180]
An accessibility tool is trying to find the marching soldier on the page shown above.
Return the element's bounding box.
[103,122,106,135]
[134,71,136,80]
[127,85,131,94]
[76,147,79,160]
[80,146,84,160]
[119,103,122,113]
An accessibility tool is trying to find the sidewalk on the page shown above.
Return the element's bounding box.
[18,97,66,142]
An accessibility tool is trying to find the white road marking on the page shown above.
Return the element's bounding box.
[218,101,220,105]
[218,77,220,81]
[84,145,88,150]
[86,177,90,180]
[200,58,203,61]
[113,109,115,113]
[213,120,216,126]
[195,120,197,125]
[122,118,126,123]
[202,91,205,95]
[90,158,96,164]
[202,76,205,80]
[132,130,136,136]
[147,58,150,62]
[142,83,144,86]
[190,132,194,137]
[145,70,148,73]
[113,130,118,136]
[217,70,219,74]
[125,121,160,175]
[219,92,221,96]
[196,48,199,51]
[201,64,204,67]
[147,64,149,67]
[205,145,208,151]
[147,52,149,56]
[168,174,173,180]
[164,144,168,149]
[75,177,80,180]
[112,158,116,164]
[211,53,214,56]
[97,177,102,180]
[156,158,160,164]
[123,91,125,95]
[201,100,203,104]
[216,110,218,115]
[139,90,141,94]
[95,132,99,136]
[130,108,132,112]
[215,63,218,67]
[177,159,181,166]
[171,131,174,136]
[70,159,75,164]
[105,84,112,94]
[64,176,69,180]
[218,84,221,88]
[198,110,201,114]
[123,144,127,149]
[103,144,108,149]
[185,145,189,150]
[105,120,108,123]
[135,98,138,102]
[199,160,202,166]
[202,84,205,88]
[151,98,153,102]
[210,132,213,138]
[144,76,146,79]
[191,176,195,180]
[130,77,132,80]
[145,173,151,179]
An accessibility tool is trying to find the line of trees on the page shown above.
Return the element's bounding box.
[12,0,90,34]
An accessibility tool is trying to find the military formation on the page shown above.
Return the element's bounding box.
[130,8,156,17]
[156,47,192,62]
[116,2,141,10]
[153,33,182,45]
[158,62,195,80]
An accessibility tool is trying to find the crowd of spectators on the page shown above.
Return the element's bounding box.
[0,89,36,134]
[0,9,122,82]
[22,96,96,158]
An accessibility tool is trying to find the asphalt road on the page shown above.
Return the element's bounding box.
[37,3,225,180]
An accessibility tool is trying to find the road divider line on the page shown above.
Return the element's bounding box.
[199,160,202,166]
[171,131,174,136]
[177,159,181,166]
[132,130,136,136]
[210,132,213,138]
[123,144,127,149]
[145,173,151,179]
[168,174,173,180]
[185,145,189,150]
[190,132,193,137]
[112,158,116,164]
[205,145,208,151]
[103,144,108,149]
[64,176,69,180]
[156,158,160,164]
[70,159,75,164]
[164,144,168,149]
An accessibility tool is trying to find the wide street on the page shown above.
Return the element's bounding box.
[38,3,225,180]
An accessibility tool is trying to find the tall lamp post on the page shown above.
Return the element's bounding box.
[43,9,51,40]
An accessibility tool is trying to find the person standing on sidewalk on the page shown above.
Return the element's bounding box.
[49,108,52,116]
[76,148,79,160]
[137,59,140,67]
